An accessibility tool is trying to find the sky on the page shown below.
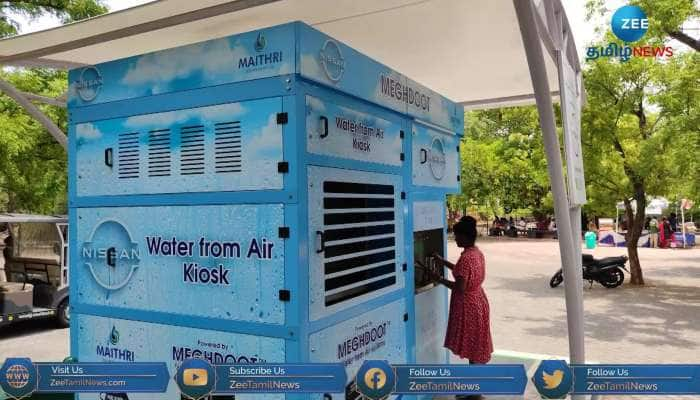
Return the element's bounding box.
[9,0,698,60]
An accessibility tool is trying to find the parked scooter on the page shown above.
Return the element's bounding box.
[550,254,629,289]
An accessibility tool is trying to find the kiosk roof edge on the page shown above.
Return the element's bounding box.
[0,0,579,108]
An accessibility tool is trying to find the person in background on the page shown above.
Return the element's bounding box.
[587,217,598,233]
[659,217,673,248]
[490,216,502,236]
[669,213,678,232]
[518,217,527,230]
[649,216,659,248]
[425,216,492,400]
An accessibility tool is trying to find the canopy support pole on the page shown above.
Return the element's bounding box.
[20,91,66,107]
[513,0,586,375]
[0,77,67,149]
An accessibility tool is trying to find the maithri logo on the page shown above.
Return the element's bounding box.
[320,39,346,82]
[81,220,140,291]
[75,66,103,102]
[586,4,673,62]
[96,325,135,362]
[238,32,282,70]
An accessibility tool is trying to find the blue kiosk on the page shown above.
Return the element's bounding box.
[69,22,463,399]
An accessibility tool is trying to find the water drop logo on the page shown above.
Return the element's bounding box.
[611,5,648,43]
[254,32,266,52]
[110,326,120,345]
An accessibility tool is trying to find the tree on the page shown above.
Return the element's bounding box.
[582,47,699,285]
[0,0,107,213]
[452,107,553,220]
[586,0,699,51]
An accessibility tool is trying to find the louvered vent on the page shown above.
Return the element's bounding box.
[180,125,205,175]
[117,132,139,179]
[214,121,242,173]
[321,181,397,306]
[148,128,171,177]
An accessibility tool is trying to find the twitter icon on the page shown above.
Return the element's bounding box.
[532,360,572,399]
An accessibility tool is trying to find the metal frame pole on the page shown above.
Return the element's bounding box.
[0,78,67,149]
[513,0,586,367]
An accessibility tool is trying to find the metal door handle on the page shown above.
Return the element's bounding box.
[420,148,428,164]
[319,116,329,138]
[104,148,113,167]
[316,230,325,254]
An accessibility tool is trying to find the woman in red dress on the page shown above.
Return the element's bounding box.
[428,216,493,372]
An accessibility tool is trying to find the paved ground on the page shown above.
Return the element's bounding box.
[448,237,700,399]
[1,237,698,399]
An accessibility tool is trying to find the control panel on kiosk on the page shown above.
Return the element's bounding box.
[413,228,445,293]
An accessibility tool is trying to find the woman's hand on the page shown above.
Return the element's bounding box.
[431,252,445,262]
[431,253,455,270]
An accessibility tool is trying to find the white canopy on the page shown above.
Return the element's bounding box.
[0,0,578,109]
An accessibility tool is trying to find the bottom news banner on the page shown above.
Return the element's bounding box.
[1,358,699,399]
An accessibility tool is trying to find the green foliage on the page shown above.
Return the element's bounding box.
[451,107,553,218]
[581,32,699,220]
[0,69,69,213]
[585,0,699,50]
[0,0,107,213]
[0,1,108,36]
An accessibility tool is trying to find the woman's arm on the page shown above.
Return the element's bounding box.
[427,270,467,293]
[431,253,456,270]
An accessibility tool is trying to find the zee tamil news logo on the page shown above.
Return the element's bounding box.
[587,5,673,62]
[81,220,140,291]
[320,39,346,82]
[74,66,103,102]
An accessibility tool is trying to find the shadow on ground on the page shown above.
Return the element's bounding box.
[0,319,64,340]
[492,274,700,350]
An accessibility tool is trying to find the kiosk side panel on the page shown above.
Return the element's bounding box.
[412,201,449,364]
[411,123,460,190]
[75,204,285,324]
[305,95,403,167]
[68,23,296,108]
[75,98,285,197]
[74,313,285,400]
[306,166,404,322]
[308,298,407,400]
[297,23,462,133]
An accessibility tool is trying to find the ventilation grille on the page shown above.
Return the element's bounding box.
[115,120,246,180]
[321,181,397,306]
[180,125,205,175]
[118,132,139,179]
[148,129,171,177]
[215,121,242,173]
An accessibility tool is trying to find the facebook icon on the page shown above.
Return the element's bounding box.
[356,360,394,399]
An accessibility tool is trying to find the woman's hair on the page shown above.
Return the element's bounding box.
[453,216,477,243]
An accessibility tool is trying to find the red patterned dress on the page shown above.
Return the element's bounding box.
[444,246,493,363]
